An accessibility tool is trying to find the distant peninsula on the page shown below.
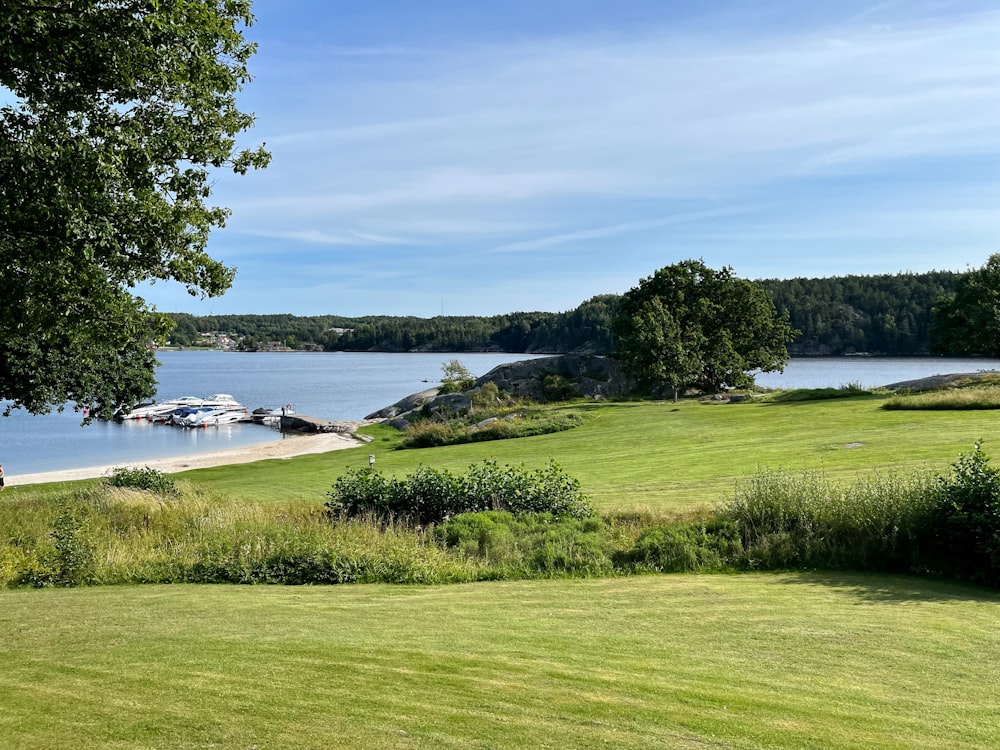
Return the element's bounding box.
[167,269,963,357]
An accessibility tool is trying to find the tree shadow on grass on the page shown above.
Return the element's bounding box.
[760,390,883,405]
[774,570,1000,604]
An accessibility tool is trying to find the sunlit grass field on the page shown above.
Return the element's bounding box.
[147,393,1000,510]
[1,573,998,749]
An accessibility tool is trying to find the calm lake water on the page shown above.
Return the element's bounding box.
[2,352,999,477]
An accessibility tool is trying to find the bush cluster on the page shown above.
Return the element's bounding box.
[931,441,1000,586]
[434,512,616,577]
[325,460,593,525]
[616,519,743,573]
[400,410,584,449]
[104,466,178,496]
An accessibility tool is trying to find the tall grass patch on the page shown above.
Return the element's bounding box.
[0,485,480,587]
[883,387,1000,410]
[765,383,875,402]
[6,445,1000,589]
[400,409,585,448]
[727,468,940,572]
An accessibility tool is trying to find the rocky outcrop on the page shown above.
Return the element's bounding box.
[474,354,633,400]
[279,415,357,433]
[881,371,998,392]
[365,355,633,427]
[365,387,441,419]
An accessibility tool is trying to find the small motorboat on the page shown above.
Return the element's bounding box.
[187,407,250,427]
[117,396,204,421]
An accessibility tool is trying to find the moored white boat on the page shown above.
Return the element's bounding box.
[185,406,250,427]
[118,393,250,427]
[117,395,205,421]
[173,406,215,426]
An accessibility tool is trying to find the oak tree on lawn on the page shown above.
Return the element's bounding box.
[0,1,269,421]
[930,253,1000,357]
[613,260,795,400]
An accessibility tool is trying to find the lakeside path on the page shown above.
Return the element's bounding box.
[9,429,365,487]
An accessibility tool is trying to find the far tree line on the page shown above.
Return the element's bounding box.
[166,266,975,357]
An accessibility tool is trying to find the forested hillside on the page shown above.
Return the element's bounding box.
[760,271,961,355]
[167,271,962,356]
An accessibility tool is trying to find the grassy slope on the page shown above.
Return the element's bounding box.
[7,394,1000,748]
[171,395,1000,511]
[1,574,997,749]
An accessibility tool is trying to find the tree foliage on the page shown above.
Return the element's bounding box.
[763,271,961,356]
[438,358,475,394]
[0,1,269,420]
[930,254,1000,356]
[613,260,795,396]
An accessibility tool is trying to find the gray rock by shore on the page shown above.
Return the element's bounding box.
[365,354,632,425]
[882,371,999,392]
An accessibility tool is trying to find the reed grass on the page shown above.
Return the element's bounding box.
[883,387,1000,410]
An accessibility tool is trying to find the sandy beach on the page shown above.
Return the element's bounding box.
[9,429,366,487]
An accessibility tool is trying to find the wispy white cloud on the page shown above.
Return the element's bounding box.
[242,229,415,247]
[179,2,1000,314]
[492,207,760,253]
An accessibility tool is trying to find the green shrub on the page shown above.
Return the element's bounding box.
[21,501,97,587]
[619,520,742,572]
[399,410,584,449]
[471,381,511,412]
[930,441,1000,585]
[458,460,592,519]
[439,359,476,394]
[326,460,592,525]
[542,373,578,401]
[398,465,462,525]
[401,421,462,448]
[435,511,616,577]
[104,466,178,496]
[325,468,392,518]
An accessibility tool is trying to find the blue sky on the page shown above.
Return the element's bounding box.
[143,0,1000,317]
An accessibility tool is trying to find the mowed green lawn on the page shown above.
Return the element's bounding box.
[171,395,1000,511]
[1,573,997,749]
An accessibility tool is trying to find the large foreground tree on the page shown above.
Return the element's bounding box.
[614,260,795,400]
[930,253,1000,356]
[0,1,269,420]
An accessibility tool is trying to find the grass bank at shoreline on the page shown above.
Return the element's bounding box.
[163,393,1000,510]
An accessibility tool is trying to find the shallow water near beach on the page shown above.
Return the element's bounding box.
[0,352,542,476]
[1,352,998,477]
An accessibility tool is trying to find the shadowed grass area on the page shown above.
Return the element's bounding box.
[154,396,1000,511]
[0,574,997,749]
